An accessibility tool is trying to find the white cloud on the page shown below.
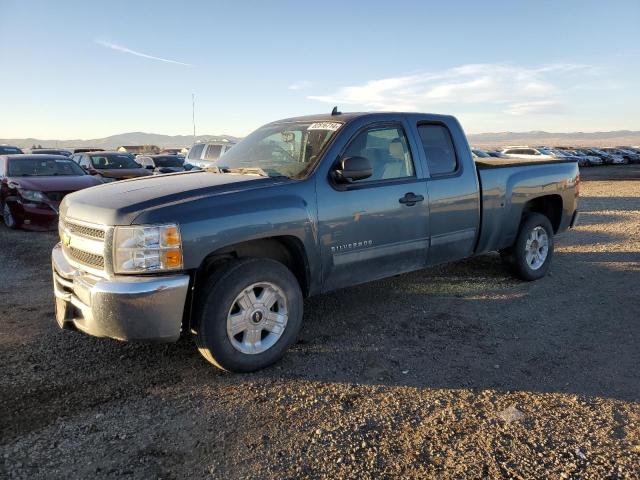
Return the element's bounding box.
[288,80,312,90]
[505,100,564,116]
[307,63,591,115]
[95,40,193,67]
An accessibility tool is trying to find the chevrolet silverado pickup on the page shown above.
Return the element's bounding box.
[52,112,579,372]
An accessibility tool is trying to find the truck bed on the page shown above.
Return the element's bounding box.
[474,158,579,256]
[475,158,576,169]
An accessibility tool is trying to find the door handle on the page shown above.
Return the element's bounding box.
[399,192,424,206]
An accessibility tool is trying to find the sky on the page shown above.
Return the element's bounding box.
[0,0,639,139]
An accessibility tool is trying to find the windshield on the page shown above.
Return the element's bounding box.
[537,148,554,155]
[90,153,142,169]
[153,156,184,168]
[0,146,23,154]
[8,158,86,176]
[216,121,342,178]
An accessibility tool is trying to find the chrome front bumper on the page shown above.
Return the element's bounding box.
[52,243,190,342]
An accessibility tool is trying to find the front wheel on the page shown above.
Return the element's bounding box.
[194,258,303,372]
[2,202,18,229]
[505,213,554,281]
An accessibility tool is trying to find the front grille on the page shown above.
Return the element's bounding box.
[64,220,105,240]
[66,246,105,269]
[45,191,71,202]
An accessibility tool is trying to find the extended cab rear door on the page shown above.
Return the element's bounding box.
[410,118,481,265]
[316,118,430,292]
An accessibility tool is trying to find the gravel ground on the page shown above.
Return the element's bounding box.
[1,165,639,479]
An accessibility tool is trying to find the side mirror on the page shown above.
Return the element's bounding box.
[332,156,372,183]
[145,164,154,170]
[183,163,193,171]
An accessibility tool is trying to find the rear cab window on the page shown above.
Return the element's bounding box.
[416,124,458,176]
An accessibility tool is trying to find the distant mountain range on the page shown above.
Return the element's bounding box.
[0,132,240,150]
[2,130,639,150]
[467,130,640,148]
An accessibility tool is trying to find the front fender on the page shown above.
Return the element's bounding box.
[131,180,321,290]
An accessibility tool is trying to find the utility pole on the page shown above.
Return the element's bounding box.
[192,93,196,143]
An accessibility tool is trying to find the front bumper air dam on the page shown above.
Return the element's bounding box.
[52,242,189,342]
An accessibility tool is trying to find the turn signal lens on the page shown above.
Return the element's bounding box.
[162,249,183,269]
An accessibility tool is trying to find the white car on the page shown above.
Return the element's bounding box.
[501,146,555,160]
[185,140,236,169]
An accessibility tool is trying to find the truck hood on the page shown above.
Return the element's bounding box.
[8,175,103,192]
[60,170,284,225]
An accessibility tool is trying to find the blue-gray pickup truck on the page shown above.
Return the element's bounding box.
[52,111,580,372]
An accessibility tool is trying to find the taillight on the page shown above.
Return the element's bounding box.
[575,173,580,197]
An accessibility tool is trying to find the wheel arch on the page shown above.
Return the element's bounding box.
[521,194,563,233]
[186,235,311,334]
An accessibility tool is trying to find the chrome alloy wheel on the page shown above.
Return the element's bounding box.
[525,226,549,270]
[3,203,16,228]
[226,282,288,354]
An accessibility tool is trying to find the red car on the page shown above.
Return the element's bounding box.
[1,155,103,231]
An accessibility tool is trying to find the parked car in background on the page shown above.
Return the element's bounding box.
[501,146,555,160]
[159,148,187,157]
[533,148,588,167]
[487,150,508,158]
[71,148,105,154]
[614,147,640,163]
[583,148,625,165]
[70,151,153,181]
[185,140,236,169]
[30,148,72,157]
[602,148,639,163]
[471,148,492,159]
[1,154,102,230]
[0,145,23,155]
[136,154,194,174]
[560,148,603,166]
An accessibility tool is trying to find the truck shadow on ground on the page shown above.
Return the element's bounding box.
[578,196,640,212]
[263,247,639,403]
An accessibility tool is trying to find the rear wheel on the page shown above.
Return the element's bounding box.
[194,258,303,372]
[504,213,554,281]
[2,202,18,229]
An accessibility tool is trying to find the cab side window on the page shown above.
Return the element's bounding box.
[343,126,415,181]
[417,124,458,176]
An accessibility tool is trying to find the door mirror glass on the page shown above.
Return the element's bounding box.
[333,156,372,183]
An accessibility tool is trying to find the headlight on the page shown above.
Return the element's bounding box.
[19,189,48,202]
[113,224,183,274]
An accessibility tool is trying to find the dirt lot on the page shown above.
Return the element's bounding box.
[1,165,639,479]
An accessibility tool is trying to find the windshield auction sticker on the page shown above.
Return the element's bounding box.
[308,122,342,131]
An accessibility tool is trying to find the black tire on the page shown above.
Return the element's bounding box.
[507,213,554,281]
[2,202,18,229]
[194,258,303,372]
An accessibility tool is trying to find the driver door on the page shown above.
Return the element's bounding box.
[316,122,430,292]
